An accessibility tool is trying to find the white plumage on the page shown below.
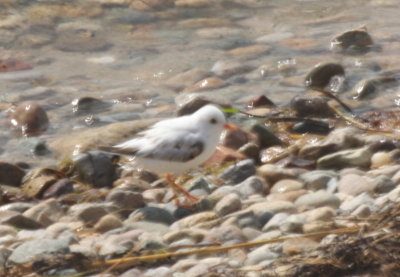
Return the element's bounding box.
[102,104,231,175]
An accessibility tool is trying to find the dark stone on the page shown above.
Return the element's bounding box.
[331,29,374,53]
[291,119,331,135]
[0,210,42,230]
[71,97,111,115]
[129,206,175,225]
[42,178,74,198]
[220,159,257,185]
[222,129,250,149]
[71,151,118,188]
[245,95,275,109]
[0,162,25,187]
[305,62,345,90]
[249,123,282,148]
[290,95,335,117]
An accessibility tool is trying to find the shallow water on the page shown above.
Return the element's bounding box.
[0,0,399,165]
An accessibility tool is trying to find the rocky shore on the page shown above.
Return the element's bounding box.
[1,0,400,276]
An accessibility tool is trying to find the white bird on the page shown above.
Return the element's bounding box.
[100,104,236,201]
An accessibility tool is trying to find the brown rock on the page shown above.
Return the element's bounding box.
[0,162,25,187]
[94,214,123,233]
[9,101,49,136]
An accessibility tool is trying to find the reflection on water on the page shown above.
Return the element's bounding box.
[0,0,399,164]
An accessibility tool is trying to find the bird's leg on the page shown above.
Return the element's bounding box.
[166,173,199,202]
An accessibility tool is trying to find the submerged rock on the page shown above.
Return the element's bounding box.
[331,28,374,53]
[8,101,49,136]
[304,62,345,91]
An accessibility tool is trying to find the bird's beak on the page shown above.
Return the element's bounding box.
[224,123,238,130]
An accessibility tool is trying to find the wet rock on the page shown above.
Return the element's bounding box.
[128,206,174,225]
[70,151,117,188]
[338,173,375,196]
[221,128,251,149]
[295,190,341,210]
[0,210,42,230]
[215,193,241,216]
[290,95,335,117]
[131,0,174,11]
[42,178,74,198]
[238,142,260,161]
[245,95,275,109]
[94,214,123,233]
[211,60,254,78]
[8,101,49,136]
[55,26,111,52]
[0,162,25,187]
[331,28,374,53]
[23,198,64,227]
[317,146,372,170]
[18,137,51,156]
[351,76,398,100]
[184,77,228,92]
[176,97,216,116]
[106,189,145,216]
[9,237,70,264]
[22,169,60,198]
[71,97,111,115]
[304,62,345,90]
[270,179,304,194]
[219,159,257,185]
[248,122,282,148]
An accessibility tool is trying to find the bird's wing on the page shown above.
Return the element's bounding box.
[98,145,138,156]
[137,130,204,162]
[106,128,204,162]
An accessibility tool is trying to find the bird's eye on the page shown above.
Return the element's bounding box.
[210,118,217,124]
